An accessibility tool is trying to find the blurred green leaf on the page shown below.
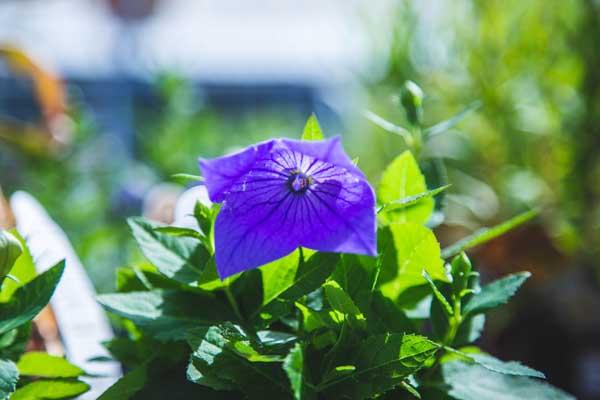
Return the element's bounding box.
[364,110,412,143]
[467,353,545,379]
[17,352,84,378]
[0,261,64,335]
[424,101,481,138]
[0,232,36,303]
[0,230,23,282]
[441,209,539,259]
[10,379,90,400]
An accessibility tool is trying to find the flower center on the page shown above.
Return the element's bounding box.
[288,172,312,193]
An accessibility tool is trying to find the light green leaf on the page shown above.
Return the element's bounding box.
[364,110,412,143]
[0,230,23,280]
[17,352,84,378]
[319,334,440,399]
[301,113,324,141]
[378,151,434,224]
[424,101,481,138]
[0,261,65,336]
[171,173,204,183]
[380,223,447,299]
[323,281,364,320]
[97,290,234,341]
[152,226,204,240]
[284,343,315,400]
[0,232,36,303]
[378,185,451,214]
[463,272,530,316]
[441,362,574,400]
[10,379,90,400]
[441,209,539,259]
[260,250,301,306]
[254,253,339,323]
[0,359,18,399]
[128,217,209,284]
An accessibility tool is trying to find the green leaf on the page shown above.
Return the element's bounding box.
[365,291,415,334]
[440,361,574,400]
[301,114,324,141]
[97,290,234,341]
[171,173,204,183]
[423,271,453,317]
[378,185,451,214]
[99,362,148,400]
[187,325,291,399]
[467,353,545,379]
[260,250,301,307]
[0,232,36,303]
[17,352,84,378]
[0,261,65,336]
[128,217,209,284]
[254,253,339,324]
[379,223,447,299]
[441,209,539,259]
[0,324,30,361]
[10,379,90,400]
[363,110,412,143]
[0,359,18,399]
[463,272,531,316]
[153,226,204,240]
[319,334,440,399]
[323,281,365,321]
[424,101,481,138]
[0,230,23,280]
[283,343,315,400]
[378,151,434,225]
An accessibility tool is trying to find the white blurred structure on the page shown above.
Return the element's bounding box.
[10,191,121,399]
[0,0,394,85]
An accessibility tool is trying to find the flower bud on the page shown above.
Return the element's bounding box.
[0,230,23,278]
[400,80,424,126]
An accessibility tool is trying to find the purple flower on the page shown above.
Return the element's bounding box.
[199,137,377,279]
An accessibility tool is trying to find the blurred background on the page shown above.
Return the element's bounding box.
[0,0,599,398]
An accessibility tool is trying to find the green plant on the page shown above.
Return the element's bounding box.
[0,230,89,400]
[95,116,572,399]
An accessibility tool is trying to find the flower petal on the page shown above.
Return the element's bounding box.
[280,136,364,177]
[213,165,300,278]
[199,140,276,202]
[299,166,377,256]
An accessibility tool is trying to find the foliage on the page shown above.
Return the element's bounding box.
[0,230,89,400]
[97,116,572,399]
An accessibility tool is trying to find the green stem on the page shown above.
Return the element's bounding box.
[224,284,244,324]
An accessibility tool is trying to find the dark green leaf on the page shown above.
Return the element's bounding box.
[463,272,530,316]
[187,325,291,399]
[0,230,23,280]
[0,359,18,399]
[319,334,440,399]
[98,290,234,341]
[0,261,65,335]
[441,209,539,259]
[323,281,364,319]
[301,114,324,141]
[127,217,209,284]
